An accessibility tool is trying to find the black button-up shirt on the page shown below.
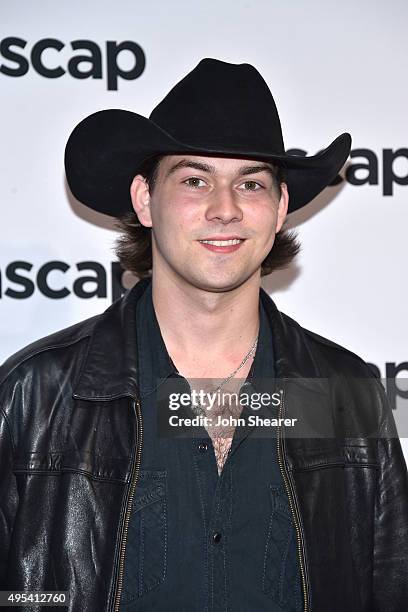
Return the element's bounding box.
[120,281,302,611]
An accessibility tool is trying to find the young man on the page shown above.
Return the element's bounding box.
[1,59,407,611]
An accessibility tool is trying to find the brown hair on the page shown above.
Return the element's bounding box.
[115,155,300,278]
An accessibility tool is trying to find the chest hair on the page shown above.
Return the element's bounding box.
[211,436,234,475]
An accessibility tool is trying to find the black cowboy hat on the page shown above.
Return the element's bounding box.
[64,58,351,216]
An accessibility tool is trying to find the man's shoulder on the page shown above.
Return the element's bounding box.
[287,312,362,356]
[0,280,150,401]
[0,312,101,387]
[279,310,376,377]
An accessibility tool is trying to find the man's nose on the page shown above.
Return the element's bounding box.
[204,187,243,224]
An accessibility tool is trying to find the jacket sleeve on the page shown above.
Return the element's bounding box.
[373,384,408,610]
[0,398,19,587]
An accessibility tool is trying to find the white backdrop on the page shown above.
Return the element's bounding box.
[1,0,407,457]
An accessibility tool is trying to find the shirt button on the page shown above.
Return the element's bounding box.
[213,532,222,544]
[198,442,208,453]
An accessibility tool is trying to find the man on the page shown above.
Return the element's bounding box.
[1,58,407,611]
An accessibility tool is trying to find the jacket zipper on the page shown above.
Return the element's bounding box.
[277,387,310,612]
[113,398,143,611]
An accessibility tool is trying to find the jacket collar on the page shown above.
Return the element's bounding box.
[73,278,321,401]
[259,289,321,380]
[73,278,151,401]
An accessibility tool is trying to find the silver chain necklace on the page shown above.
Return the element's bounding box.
[212,334,259,394]
[189,334,259,415]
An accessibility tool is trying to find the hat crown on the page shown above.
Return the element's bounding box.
[149,58,285,155]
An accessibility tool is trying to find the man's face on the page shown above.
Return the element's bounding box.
[131,154,288,293]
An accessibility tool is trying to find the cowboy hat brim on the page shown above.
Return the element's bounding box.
[64,109,351,217]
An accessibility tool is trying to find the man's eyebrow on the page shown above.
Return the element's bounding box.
[238,164,275,177]
[165,159,216,177]
[164,159,276,178]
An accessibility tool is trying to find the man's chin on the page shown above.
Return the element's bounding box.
[184,269,260,294]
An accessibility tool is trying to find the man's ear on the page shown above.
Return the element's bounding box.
[130,175,152,227]
[276,182,289,233]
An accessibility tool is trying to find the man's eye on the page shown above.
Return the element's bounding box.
[184,177,206,188]
[242,180,262,191]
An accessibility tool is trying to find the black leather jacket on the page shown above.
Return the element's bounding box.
[1,278,407,612]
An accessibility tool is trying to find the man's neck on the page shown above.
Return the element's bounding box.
[151,271,261,380]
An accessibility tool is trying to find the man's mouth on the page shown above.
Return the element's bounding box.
[199,239,243,246]
[197,237,245,252]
